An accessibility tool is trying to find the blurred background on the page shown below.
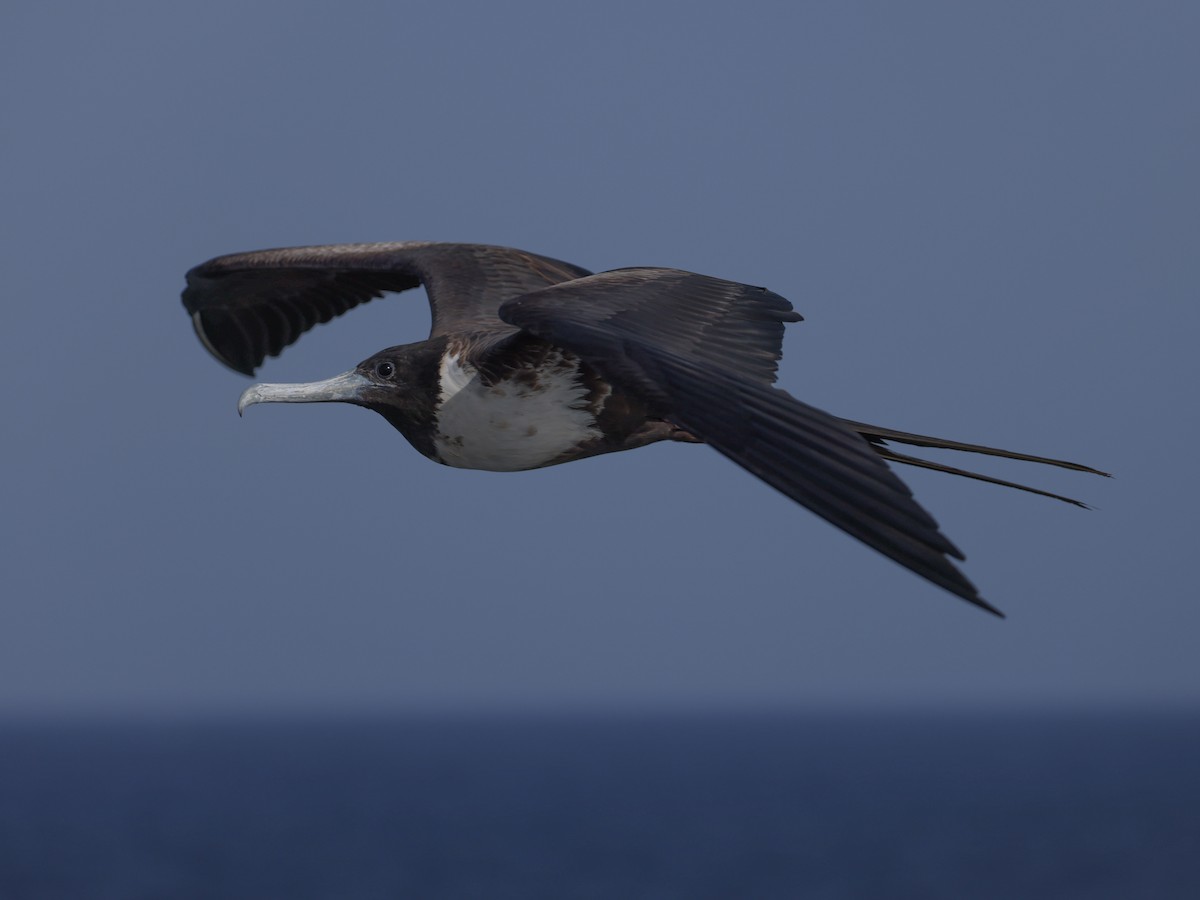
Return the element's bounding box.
[2,2,1197,897]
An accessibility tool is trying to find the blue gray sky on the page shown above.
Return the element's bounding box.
[2,1,1196,714]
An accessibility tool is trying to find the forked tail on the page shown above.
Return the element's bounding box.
[842,420,1111,507]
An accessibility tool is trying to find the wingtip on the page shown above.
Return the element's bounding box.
[952,581,1004,618]
[191,311,257,376]
[976,598,1006,619]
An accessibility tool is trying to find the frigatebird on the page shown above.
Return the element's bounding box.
[183,241,1107,615]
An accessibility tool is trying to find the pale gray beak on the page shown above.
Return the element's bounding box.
[238,370,372,416]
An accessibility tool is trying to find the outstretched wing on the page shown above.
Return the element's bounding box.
[504,267,803,387]
[501,268,996,614]
[183,242,592,375]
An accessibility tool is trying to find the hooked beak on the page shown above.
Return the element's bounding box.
[238,370,372,416]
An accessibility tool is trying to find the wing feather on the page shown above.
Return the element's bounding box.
[183,242,592,375]
[501,269,997,614]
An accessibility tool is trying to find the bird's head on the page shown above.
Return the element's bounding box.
[237,340,446,444]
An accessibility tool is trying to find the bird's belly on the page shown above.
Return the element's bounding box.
[432,353,601,472]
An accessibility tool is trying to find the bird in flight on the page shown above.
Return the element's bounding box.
[183,242,1107,616]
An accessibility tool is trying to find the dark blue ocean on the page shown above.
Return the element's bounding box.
[0,711,1196,899]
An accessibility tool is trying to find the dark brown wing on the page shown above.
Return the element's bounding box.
[182,242,592,375]
[504,267,803,387]
[501,269,998,615]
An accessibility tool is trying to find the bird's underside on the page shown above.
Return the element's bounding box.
[184,241,1108,615]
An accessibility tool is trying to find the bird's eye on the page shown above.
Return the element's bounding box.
[375,361,396,379]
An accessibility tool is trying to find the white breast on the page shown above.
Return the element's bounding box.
[433,352,601,471]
